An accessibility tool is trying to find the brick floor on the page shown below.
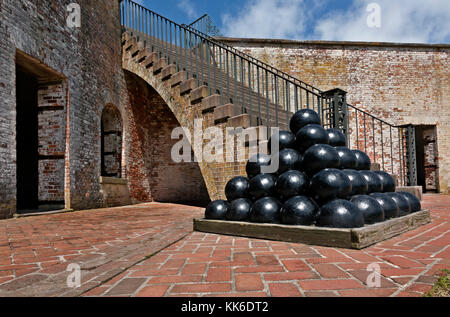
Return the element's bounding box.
[0,195,448,297]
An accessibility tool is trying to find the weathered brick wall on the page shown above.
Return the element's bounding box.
[0,0,125,218]
[123,71,210,205]
[220,38,450,192]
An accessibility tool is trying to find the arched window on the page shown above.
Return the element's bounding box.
[101,105,123,178]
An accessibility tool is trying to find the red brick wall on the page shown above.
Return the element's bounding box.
[221,38,450,192]
[123,71,210,205]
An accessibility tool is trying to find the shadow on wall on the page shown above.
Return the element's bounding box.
[124,71,211,207]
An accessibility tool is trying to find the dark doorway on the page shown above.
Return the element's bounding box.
[16,69,39,210]
[415,125,439,193]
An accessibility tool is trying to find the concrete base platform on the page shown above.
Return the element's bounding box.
[194,210,431,250]
[396,186,424,201]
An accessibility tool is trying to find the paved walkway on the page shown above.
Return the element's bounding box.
[0,195,448,297]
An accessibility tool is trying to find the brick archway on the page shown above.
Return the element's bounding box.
[122,70,213,206]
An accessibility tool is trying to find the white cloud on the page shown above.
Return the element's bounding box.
[221,0,313,39]
[314,0,450,43]
[177,0,198,20]
[220,0,450,44]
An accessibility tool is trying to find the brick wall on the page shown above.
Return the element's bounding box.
[0,0,125,218]
[220,38,450,192]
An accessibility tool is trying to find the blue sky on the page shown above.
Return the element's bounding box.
[133,0,450,43]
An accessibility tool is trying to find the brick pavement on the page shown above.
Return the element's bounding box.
[84,194,449,297]
[0,195,448,297]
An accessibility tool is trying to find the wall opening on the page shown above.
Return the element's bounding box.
[101,105,123,178]
[415,125,439,193]
[16,51,67,214]
[125,71,211,207]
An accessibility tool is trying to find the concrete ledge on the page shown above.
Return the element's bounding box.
[180,78,197,95]
[214,104,235,122]
[141,52,158,68]
[194,210,431,250]
[161,64,176,81]
[170,71,186,87]
[190,85,209,104]
[396,186,424,201]
[100,177,128,185]
[153,58,167,74]
[201,94,222,113]
[228,114,251,129]
[14,209,74,218]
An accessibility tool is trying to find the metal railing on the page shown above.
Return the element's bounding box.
[188,14,222,37]
[120,0,417,187]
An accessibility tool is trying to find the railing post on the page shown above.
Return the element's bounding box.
[321,88,349,142]
[405,125,418,186]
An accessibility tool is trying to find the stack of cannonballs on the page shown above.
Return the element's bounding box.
[205,109,422,229]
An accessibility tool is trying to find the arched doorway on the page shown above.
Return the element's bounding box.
[124,71,211,206]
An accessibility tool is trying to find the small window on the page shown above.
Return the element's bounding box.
[101,105,122,178]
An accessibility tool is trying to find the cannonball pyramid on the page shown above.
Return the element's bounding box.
[205,109,421,229]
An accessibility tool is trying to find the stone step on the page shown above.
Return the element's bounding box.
[180,78,197,95]
[190,85,209,104]
[170,71,187,87]
[161,64,176,81]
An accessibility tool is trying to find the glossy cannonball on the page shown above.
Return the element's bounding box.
[275,170,309,201]
[281,196,319,226]
[397,192,422,213]
[374,171,396,193]
[277,149,303,174]
[370,193,400,219]
[335,147,358,170]
[386,192,411,217]
[249,197,282,224]
[205,200,230,220]
[225,177,250,201]
[316,199,364,229]
[226,198,253,222]
[350,195,385,225]
[246,154,271,178]
[302,144,340,176]
[353,150,372,170]
[268,130,296,152]
[290,109,321,135]
[248,174,277,200]
[342,169,368,196]
[295,124,329,153]
[327,129,347,147]
[360,171,384,194]
[309,168,352,202]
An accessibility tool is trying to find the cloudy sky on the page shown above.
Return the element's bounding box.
[132,0,450,43]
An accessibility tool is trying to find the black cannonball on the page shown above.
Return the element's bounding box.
[398,192,422,213]
[248,174,277,200]
[370,193,400,219]
[290,109,321,135]
[335,147,358,170]
[295,124,329,153]
[386,193,411,217]
[374,171,396,193]
[327,128,347,147]
[281,196,319,226]
[353,150,372,170]
[246,154,271,178]
[342,169,368,196]
[302,144,340,176]
[309,169,352,202]
[360,171,384,194]
[316,199,364,229]
[277,149,303,174]
[275,170,309,201]
[350,195,385,225]
[226,198,253,222]
[268,130,296,152]
[225,176,250,201]
[249,197,282,224]
[205,200,230,220]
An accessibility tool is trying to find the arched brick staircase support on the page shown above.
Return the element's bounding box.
[122,35,252,201]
